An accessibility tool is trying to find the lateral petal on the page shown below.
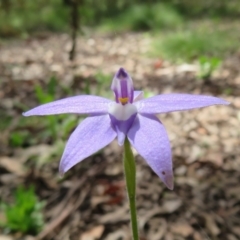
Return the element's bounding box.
[127,114,173,189]
[59,114,116,174]
[135,94,229,114]
[23,95,113,116]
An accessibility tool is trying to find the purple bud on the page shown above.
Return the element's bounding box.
[111,68,134,105]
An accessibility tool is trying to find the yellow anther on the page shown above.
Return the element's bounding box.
[119,97,129,104]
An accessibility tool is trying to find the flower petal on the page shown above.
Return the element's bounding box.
[133,91,144,102]
[127,114,173,189]
[59,114,116,174]
[23,95,113,116]
[135,94,229,114]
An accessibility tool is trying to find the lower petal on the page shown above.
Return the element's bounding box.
[59,114,116,174]
[127,114,173,190]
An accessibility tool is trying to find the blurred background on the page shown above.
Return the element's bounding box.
[0,0,240,239]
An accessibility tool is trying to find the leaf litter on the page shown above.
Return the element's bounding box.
[0,32,240,240]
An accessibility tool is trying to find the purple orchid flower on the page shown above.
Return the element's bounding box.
[23,68,229,190]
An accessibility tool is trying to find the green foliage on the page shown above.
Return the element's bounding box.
[198,56,221,80]
[0,0,69,37]
[35,76,57,104]
[101,3,183,32]
[0,115,12,131]
[0,186,44,235]
[34,76,79,143]
[9,131,30,147]
[223,87,233,96]
[95,72,111,85]
[160,0,240,18]
[34,76,59,140]
[8,117,44,146]
[144,90,155,98]
[2,0,240,37]
[95,72,112,96]
[151,20,240,61]
[61,115,79,139]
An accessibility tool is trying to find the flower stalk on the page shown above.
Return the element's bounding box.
[124,139,139,240]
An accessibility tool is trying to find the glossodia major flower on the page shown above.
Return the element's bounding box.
[23,68,229,190]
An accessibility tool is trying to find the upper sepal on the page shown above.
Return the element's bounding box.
[111,68,134,105]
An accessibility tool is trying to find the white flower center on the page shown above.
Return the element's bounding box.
[108,103,137,121]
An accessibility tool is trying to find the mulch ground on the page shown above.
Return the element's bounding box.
[0,32,240,240]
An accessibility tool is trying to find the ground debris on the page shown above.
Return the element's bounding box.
[0,33,239,240]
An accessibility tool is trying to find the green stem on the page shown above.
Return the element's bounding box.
[123,139,139,240]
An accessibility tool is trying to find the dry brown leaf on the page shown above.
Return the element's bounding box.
[232,227,240,237]
[202,213,220,236]
[227,234,239,240]
[147,218,167,240]
[91,196,111,208]
[0,236,14,240]
[105,229,129,240]
[161,199,182,214]
[0,156,25,176]
[97,204,129,224]
[164,232,174,240]
[171,222,194,237]
[193,231,203,240]
[200,152,223,167]
[80,226,104,240]
[16,144,56,165]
